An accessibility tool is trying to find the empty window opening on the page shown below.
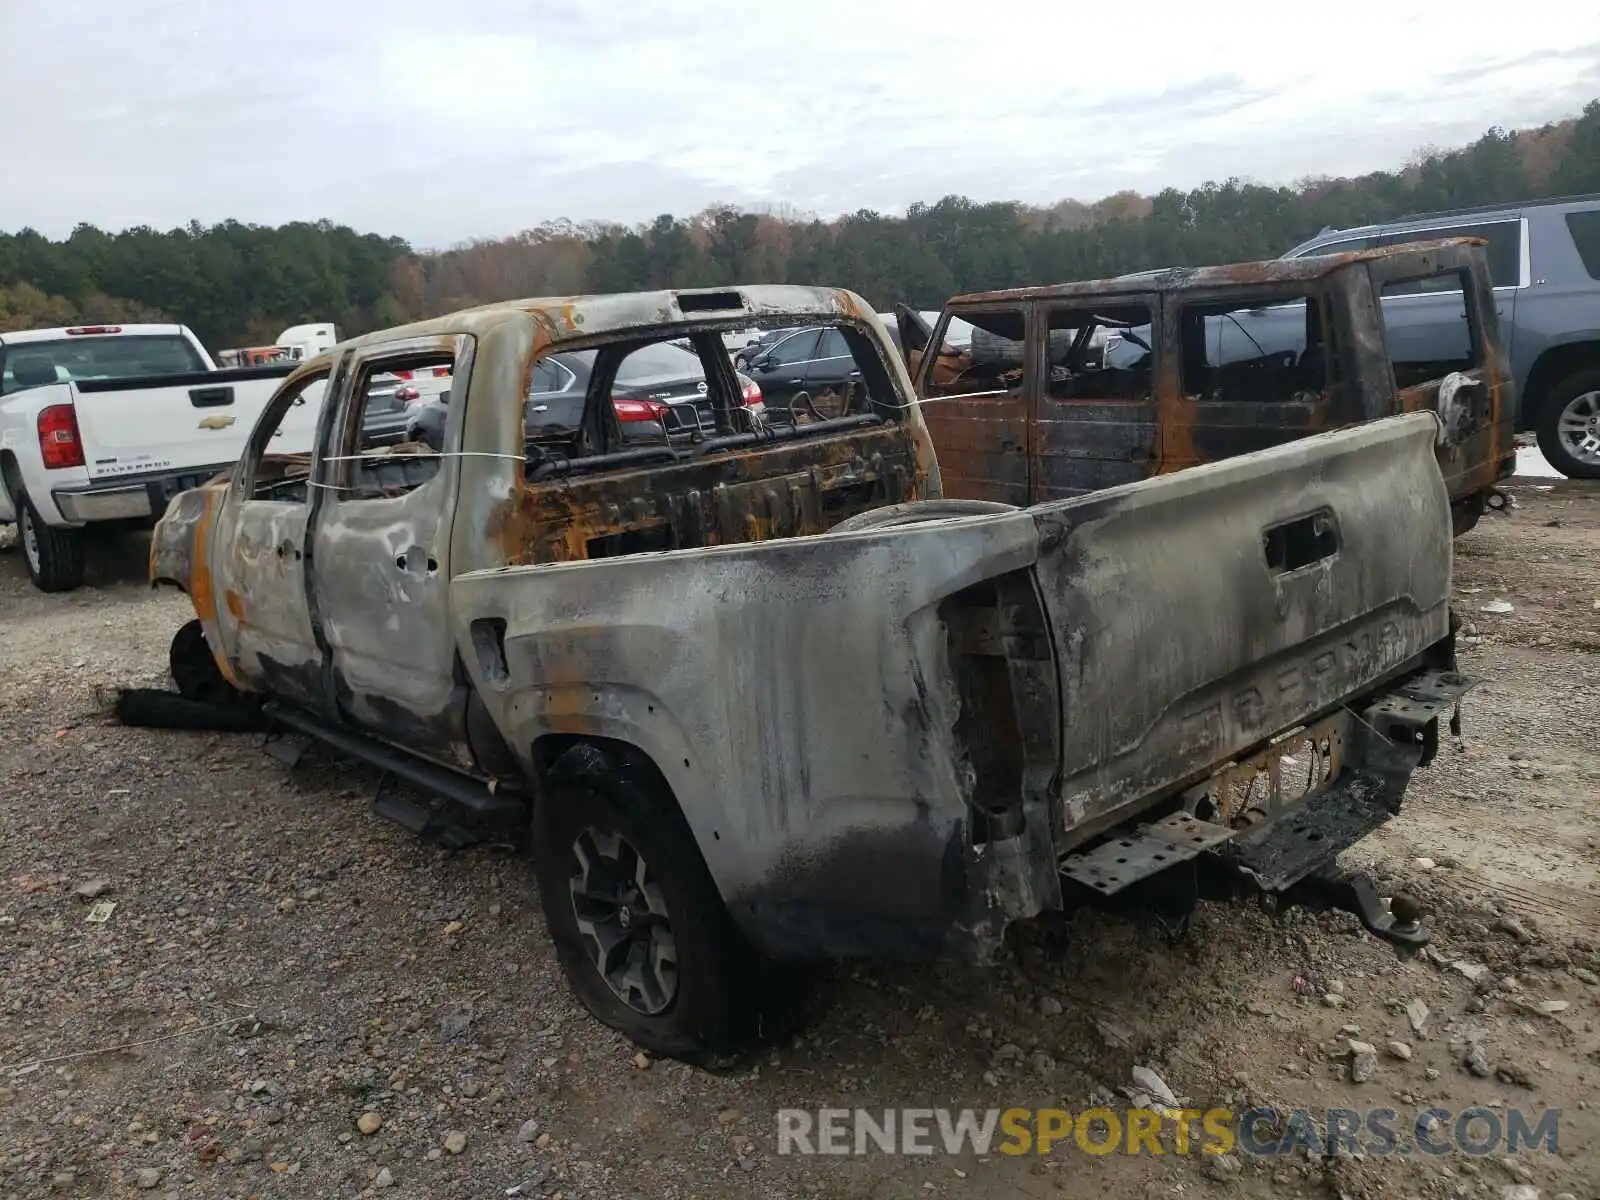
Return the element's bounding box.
[1045,303,1154,402]
[1180,293,1333,403]
[245,371,330,503]
[1378,270,1479,388]
[340,352,449,499]
[922,308,1025,401]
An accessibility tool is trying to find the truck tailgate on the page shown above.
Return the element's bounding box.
[1035,411,1452,836]
[72,369,306,480]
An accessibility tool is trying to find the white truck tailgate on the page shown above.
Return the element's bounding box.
[72,369,304,480]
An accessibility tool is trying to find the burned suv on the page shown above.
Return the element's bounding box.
[900,239,1515,534]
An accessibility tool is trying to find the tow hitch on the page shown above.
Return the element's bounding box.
[1272,866,1429,954]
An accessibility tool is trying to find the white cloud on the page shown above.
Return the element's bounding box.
[0,0,1593,247]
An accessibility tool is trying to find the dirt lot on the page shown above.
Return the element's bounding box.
[1,479,1597,1200]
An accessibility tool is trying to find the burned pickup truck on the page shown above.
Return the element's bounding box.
[148,286,1471,1063]
[897,239,1516,534]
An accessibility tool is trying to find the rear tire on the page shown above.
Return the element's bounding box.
[17,489,85,592]
[170,619,237,704]
[531,748,771,1066]
[1534,366,1600,480]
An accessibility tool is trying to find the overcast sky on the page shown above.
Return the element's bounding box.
[2,1,1595,250]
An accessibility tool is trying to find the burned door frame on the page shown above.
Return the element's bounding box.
[1157,282,1350,476]
[1029,295,1160,499]
[211,365,337,711]
[1362,246,1507,508]
[303,334,477,764]
[914,300,1036,505]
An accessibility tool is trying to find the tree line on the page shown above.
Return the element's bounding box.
[2,100,1597,353]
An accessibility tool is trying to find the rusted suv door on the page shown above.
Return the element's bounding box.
[1362,247,1510,519]
[1032,297,1160,498]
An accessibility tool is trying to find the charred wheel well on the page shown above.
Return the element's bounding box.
[1521,340,1600,429]
[533,733,699,840]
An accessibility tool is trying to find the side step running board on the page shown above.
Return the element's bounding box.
[260,700,526,824]
[373,783,485,851]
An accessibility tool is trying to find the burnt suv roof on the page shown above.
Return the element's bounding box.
[949,238,1487,305]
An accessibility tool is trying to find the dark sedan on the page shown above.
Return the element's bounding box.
[738,326,870,414]
[406,343,764,451]
[733,327,797,371]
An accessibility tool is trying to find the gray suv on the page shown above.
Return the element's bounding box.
[1285,194,1600,478]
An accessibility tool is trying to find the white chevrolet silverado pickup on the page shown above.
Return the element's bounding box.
[0,323,316,591]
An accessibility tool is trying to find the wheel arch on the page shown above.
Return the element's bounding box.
[1521,340,1600,430]
[536,736,686,825]
[532,733,728,877]
[0,450,22,519]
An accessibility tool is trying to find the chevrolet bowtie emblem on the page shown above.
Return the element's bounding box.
[198,415,236,430]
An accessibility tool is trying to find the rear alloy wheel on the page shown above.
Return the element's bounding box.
[531,752,780,1065]
[568,827,678,1015]
[1535,367,1600,480]
[16,489,85,592]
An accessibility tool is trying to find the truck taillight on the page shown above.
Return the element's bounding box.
[393,369,414,381]
[37,404,85,469]
[613,397,668,422]
[431,367,451,378]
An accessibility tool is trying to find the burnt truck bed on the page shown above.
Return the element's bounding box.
[450,410,1466,961]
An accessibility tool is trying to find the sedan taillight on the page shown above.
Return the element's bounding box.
[614,397,668,422]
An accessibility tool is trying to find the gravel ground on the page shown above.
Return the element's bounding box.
[1,479,1597,1200]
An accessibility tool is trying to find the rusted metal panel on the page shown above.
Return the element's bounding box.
[444,411,1454,956]
[447,302,936,576]
[298,333,475,760]
[918,396,1031,505]
[148,480,243,690]
[483,424,923,568]
[1033,400,1157,499]
[1364,243,1515,512]
[340,286,879,356]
